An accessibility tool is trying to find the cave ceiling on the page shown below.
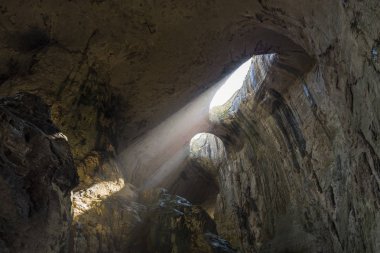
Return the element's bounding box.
[0,0,340,150]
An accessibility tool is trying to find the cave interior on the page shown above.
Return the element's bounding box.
[0,1,379,253]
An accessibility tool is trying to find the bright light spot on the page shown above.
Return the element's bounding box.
[50,132,68,141]
[72,178,135,218]
[209,58,252,109]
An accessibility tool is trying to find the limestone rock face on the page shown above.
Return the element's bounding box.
[190,133,227,179]
[69,150,142,253]
[71,187,236,253]
[70,181,143,253]
[130,189,236,253]
[207,42,380,252]
[0,93,78,253]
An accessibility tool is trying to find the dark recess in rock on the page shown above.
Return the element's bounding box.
[7,27,50,53]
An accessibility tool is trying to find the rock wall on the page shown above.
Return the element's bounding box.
[0,93,232,253]
[131,189,236,253]
[70,180,143,253]
[0,93,78,253]
[71,186,236,253]
[207,29,380,252]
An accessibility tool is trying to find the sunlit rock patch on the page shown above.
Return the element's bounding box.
[71,178,136,218]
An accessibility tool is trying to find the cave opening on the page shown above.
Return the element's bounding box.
[210,57,252,109]
[175,57,256,215]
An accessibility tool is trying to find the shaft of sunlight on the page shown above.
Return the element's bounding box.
[118,58,252,189]
[118,79,224,189]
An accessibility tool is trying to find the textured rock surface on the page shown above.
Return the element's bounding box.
[207,42,380,252]
[190,133,227,179]
[130,189,236,253]
[0,93,78,252]
[70,181,143,253]
[71,187,235,253]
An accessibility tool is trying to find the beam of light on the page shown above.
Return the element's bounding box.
[141,146,188,189]
[118,58,252,189]
[209,58,252,109]
[118,80,222,189]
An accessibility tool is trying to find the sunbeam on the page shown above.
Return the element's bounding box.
[118,58,252,189]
